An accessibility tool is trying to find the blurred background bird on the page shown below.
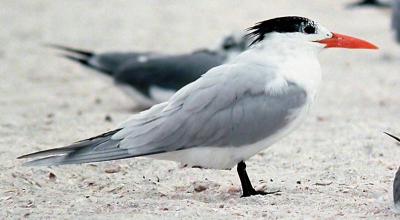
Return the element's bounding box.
[49,32,250,109]
[393,0,400,42]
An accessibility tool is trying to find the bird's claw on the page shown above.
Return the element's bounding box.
[241,189,281,197]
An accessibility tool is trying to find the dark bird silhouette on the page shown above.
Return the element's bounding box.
[384,132,400,208]
[393,0,400,42]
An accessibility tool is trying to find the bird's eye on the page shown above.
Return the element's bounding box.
[304,25,316,34]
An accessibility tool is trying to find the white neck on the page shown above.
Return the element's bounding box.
[230,35,324,99]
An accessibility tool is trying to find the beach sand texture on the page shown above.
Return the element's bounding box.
[1,0,400,219]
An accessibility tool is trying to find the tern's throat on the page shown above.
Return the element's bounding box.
[257,34,325,61]
[236,36,324,98]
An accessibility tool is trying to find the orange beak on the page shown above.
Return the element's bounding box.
[317,33,378,49]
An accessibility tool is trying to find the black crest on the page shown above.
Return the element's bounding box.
[247,16,317,45]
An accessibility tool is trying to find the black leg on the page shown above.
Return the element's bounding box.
[237,161,279,197]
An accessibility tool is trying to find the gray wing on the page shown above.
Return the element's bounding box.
[19,63,307,166]
[116,63,307,153]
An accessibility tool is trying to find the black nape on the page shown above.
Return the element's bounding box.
[246,16,317,45]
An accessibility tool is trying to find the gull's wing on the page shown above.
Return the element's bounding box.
[113,50,226,97]
[19,63,307,166]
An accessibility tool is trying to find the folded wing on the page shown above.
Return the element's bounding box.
[19,63,307,166]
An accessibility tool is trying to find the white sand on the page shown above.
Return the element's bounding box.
[1,0,400,219]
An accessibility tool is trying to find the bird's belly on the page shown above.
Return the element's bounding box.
[149,102,311,170]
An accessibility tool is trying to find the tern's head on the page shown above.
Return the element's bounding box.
[247,16,378,50]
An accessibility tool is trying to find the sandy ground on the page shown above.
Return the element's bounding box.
[1,0,400,219]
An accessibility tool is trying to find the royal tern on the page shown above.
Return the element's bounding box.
[20,16,377,197]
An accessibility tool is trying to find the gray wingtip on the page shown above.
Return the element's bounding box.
[17,147,75,160]
[17,154,30,159]
[17,151,42,159]
[21,155,66,167]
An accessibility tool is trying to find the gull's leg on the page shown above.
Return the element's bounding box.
[237,161,279,197]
